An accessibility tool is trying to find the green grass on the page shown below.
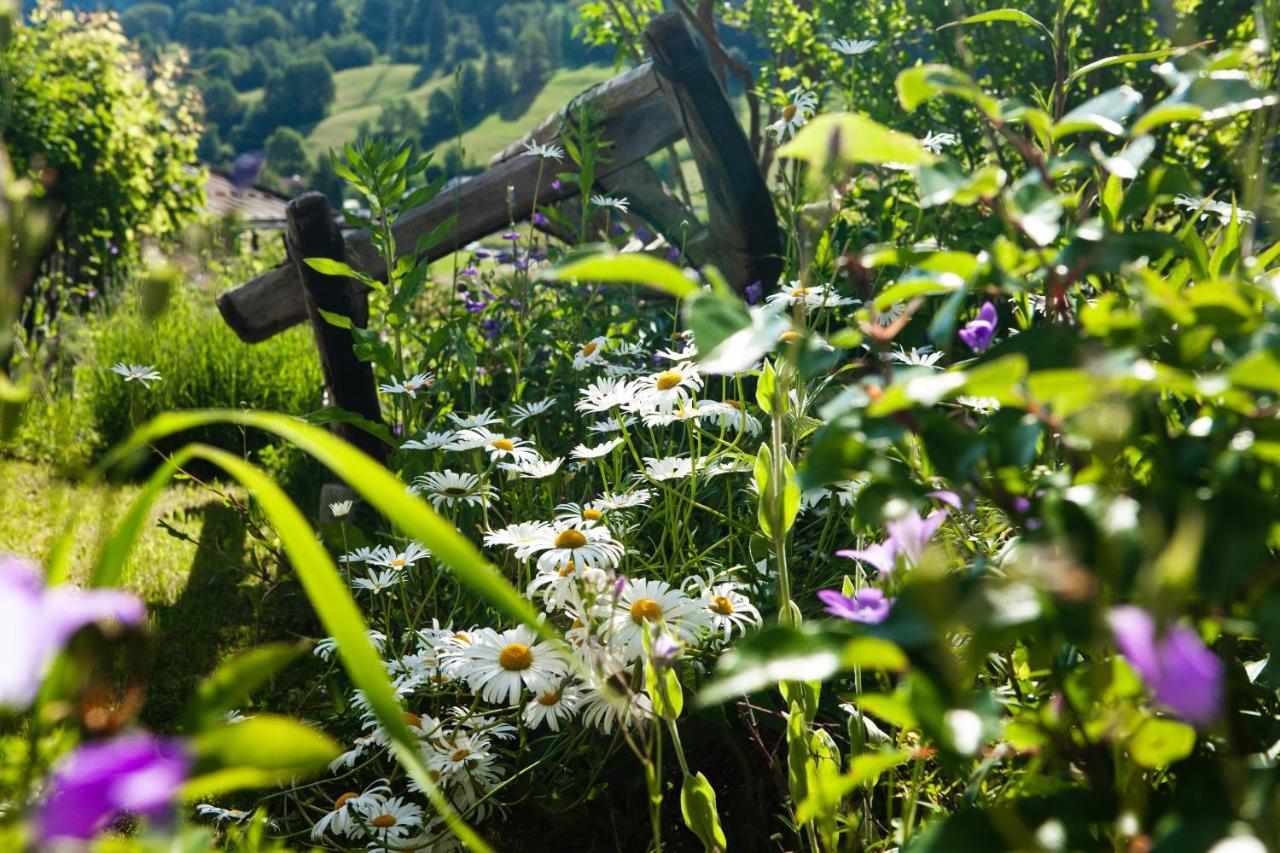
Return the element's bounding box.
[306,63,446,158]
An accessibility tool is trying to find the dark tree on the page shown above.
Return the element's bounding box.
[200,78,244,131]
[481,51,509,111]
[119,3,173,42]
[265,127,312,178]
[261,56,336,127]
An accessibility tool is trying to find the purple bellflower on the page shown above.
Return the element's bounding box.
[818,588,894,624]
[1108,605,1224,725]
[837,509,948,577]
[957,302,998,352]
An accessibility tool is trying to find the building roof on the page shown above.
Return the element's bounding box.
[201,166,290,226]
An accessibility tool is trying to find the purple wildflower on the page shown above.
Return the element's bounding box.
[480,318,502,341]
[818,588,893,624]
[473,249,491,260]
[502,231,521,242]
[461,292,487,313]
[1108,606,1224,725]
[461,265,479,278]
[38,733,189,842]
[928,489,962,510]
[532,211,550,227]
[651,632,682,666]
[745,280,764,306]
[635,227,652,243]
[550,179,564,193]
[957,302,998,353]
[1,555,145,709]
[612,224,626,236]
[837,508,947,576]
[666,245,682,263]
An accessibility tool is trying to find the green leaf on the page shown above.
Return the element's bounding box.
[754,443,773,538]
[1069,44,1203,84]
[917,161,1006,208]
[777,113,937,169]
[300,406,397,449]
[937,9,1051,39]
[698,625,847,706]
[756,359,778,415]
[642,631,684,722]
[795,751,913,822]
[1128,718,1197,768]
[185,715,339,799]
[686,290,751,357]
[1132,66,1279,136]
[303,257,373,284]
[182,643,306,733]
[1054,86,1143,138]
[316,308,353,330]
[897,64,998,117]
[680,772,727,852]
[541,250,697,298]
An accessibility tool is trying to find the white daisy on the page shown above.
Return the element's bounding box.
[109,363,162,387]
[195,804,251,824]
[654,343,697,362]
[889,346,945,368]
[921,131,960,154]
[483,521,556,561]
[522,139,565,161]
[1174,193,1256,225]
[447,409,502,428]
[527,520,625,572]
[578,662,653,733]
[329,499,354,518]
[571,437,624,459]
[379,372,434,398]
[682,573,762,641]
[401,430,455,451]
[768,87,819,141]
[410,470,495,510]
[352,569,404,595]
[577,377,639,413]
[447,706,519,741]
[339,546,379,565]
[573,336,609,370]
[590,194,630,213]
[424,729,499,781]
[603,578,711,660]
[314,630,387,661]
[446,427,541,464]
[367,542,432,570]
[589,415,637,433]
[831,37,878,55]
[630,363,703,413]
[511,399,556,424]
[522,683,583,731]
[328,733,375,772]
[696,400,762,435]
[310,779,391,841]
[500,457,564,479]
[766,281,857,312]
[596,489,651,510]
[640,456,695,482]
[554,502,608,526]
[355,795,423,842]
[453,624,570,705]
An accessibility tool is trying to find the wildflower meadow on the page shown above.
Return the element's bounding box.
[3,0,1280,851]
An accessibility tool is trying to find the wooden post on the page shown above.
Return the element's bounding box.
[285,192,388,462]
[643,12,783,293]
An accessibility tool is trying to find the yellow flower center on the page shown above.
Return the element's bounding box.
[710,595,735,615]
[499,643,533,671]
[391,558,406,567]
[581,342,599,357]
[404,711,421,727]
[492,438,515,451]
[724,399,742,409]
[630,598,663,624]
[537,690,561,707]
[558,559,577,577]
[583,507,604,521]
[334,792,359,811]
[452,632,472,644]
[780,330,803,343]
[791,286,811,297]
[782,103,798,121]
[555,529,587,549]
[655,370,683,391]
[450,747,472,762]
[371,814,397,828]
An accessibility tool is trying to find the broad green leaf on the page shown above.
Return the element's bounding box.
[185,715,338,799]
[782,454,801,536]
[917,161,1006,208]
[756,358,778,415]
[937,9,1051,39]
[1054,86,1143,138]
[300,406,397,449]
[303,257,374,284]
[317,308,353,329]
[182,643,306,733]
[844,636,909,671]
[1128,718,1196,768]
[897,64,998,117]
[1069,44,1203,84]
[1229,349,1280,393]
[680,772,728,852]
[874,279,961,312]
[541,250,697,298]
[795,751,913,822]
[699,625,847,706]
[856,691,918,730]
[777,113,937,168]
[1133,67,1278,136]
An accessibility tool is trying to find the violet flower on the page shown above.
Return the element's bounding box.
[38,733,190,842]
[550,179,564,193]
[650,632,682,667]
[957,302,997,352]
[819,588,893,624]
[666,245,682,263]
[480,318,502,341]
[745,280,764,306]
[838,508,947,576]
[1108,606,1224,725]
[502,231,521,242]
[1,555,145,709]
[532,211,550,227]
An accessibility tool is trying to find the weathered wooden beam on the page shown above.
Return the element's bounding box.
[285,192,387,462]
[596,161,707,265]
[218,100,681,343]
[643,12,783,293]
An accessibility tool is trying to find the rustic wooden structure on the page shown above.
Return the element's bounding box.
[216,12,781,452]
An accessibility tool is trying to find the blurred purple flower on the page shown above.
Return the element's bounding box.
[1108,606,1224,725]
[86,289,98,300]
[550,179,564,193]
[635,227,652,243]
[502,231,521,242]
[461,265,479,278]
[473,249,491,261]
[651,632,681,666]
[958,302,997,353]
[38,733,189,842]
[818,588,893,624]
[230,151,265,190]
[461,292,487,313]
[530,251,547,262]
[928,490,962,510]
[614,574,628,596]
[837,508,947,576]
[666,246,682,263]
[497,252,514,264]
[532,212,550,227]
[480,318,502,341]
[836,541,896,577]
[515,259,529,272]
[745,280,763,305]
[1,555,145,709]
[611,224,626,236]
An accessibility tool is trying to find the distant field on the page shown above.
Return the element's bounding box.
[303,63,447,157]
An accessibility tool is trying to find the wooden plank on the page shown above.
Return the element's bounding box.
[218,100,681,343]
[642,12,783,293]
[596,161,707,266]
[285,192,388,462]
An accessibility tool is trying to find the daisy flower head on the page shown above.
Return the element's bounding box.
[889,346,945,369]
[483,521,555,561]
[355,795,424,843]
[352,569,404,595]
[921,131,960,154]
[379,372,434,398]
[410,470,494,510]
[500,457,564,479]
[109,363,162,387]
[769,87,819,141]
[605,577,711,660]
[578,663,654,733]
[530,519,624,572]
[597,488,651,510]
[339,546,378,564]
[424,730,499,783]
[577,376,638,413]
[522,139,565,161]
[696,399,762,436]
[654,343,697,363]
[523,683,583,731]
[555,501,608,526]
[590,194,630,213]
[309,778,391,841]
[315,630,386,661]
[401,430,455,451]
[454,624,570,705]
[571,437,624,460]
[446,426,541,464]
[573,336,609,370]
[641,455,695,482]
[683,573,763,641]
[195,804,250,824]
[631,363,703,413]
[447,408,502,429]
[766,281,857,313]
[368,541,431,570]
[328,499,354,518]
[511,398,555,424]
[831,37,878,55]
